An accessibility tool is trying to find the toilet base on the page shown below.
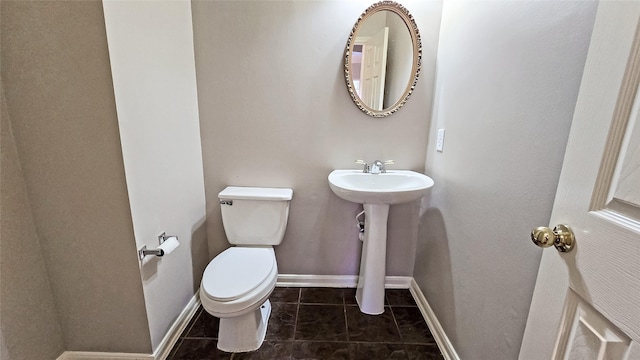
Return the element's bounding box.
[217,300,272,353]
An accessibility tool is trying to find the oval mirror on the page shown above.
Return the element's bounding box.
[344,1,422,117]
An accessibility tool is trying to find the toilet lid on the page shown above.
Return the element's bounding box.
[201,247,275,302]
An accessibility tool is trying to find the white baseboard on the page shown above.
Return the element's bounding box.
[277,274,358,287]
[410,278,460,360]
[384,276,413,289]
[57,352,153,360]
[153,293,201,360]
[276,274,412,288]
[57,294,200,360]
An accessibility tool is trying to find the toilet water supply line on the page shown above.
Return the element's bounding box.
[356,210,365,241]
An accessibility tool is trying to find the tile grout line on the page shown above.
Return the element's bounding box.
[290,288,301,360]
[291,288,301,343]
[342,289,351,343]
[387,293,413,358]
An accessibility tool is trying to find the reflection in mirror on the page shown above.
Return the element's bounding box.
[345,1,421,117]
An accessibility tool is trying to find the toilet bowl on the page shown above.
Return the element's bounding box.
[199,186,292,353]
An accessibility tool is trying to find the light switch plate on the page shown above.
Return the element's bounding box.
[436,129,445,152]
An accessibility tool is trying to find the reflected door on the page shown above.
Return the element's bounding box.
[519,2,640,359]
[360,27,389,111]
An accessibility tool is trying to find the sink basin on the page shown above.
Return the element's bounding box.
[328,170,434,205]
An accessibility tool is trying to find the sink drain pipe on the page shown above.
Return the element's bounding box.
[355,210,365,241]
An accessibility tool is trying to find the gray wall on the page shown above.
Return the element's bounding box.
[1,0,152,353]
[414,1,598,359]
[192,0,443,277]
[1,85,65,360]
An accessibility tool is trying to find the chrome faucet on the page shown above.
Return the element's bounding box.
[370,160,385,174]
[355,159,394,174]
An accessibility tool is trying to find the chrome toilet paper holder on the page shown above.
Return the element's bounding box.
[138,232,177,260]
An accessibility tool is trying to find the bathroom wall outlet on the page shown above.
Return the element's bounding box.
[436,129,445,152]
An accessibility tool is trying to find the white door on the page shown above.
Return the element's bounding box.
[519,2,640,359]
[360,27,389,111]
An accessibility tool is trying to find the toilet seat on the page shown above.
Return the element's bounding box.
[202,247,275,301]
[200,247,278,318]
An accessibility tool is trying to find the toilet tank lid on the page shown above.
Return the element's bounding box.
[219,186,293,200]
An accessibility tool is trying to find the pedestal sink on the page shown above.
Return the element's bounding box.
[328,169,434,315]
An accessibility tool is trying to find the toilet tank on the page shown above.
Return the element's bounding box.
[218,186,293,246]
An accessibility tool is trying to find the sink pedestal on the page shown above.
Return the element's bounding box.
[355,203,389,315]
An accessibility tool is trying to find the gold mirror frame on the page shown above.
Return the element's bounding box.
[344,1,422,118]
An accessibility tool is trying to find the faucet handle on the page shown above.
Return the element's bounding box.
[355,160,369,173]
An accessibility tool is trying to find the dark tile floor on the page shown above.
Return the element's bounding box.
[168,287,444,360]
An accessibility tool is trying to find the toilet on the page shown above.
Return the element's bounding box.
[199,186,293,353]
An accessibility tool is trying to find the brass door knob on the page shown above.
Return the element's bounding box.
[531,224,575,253]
